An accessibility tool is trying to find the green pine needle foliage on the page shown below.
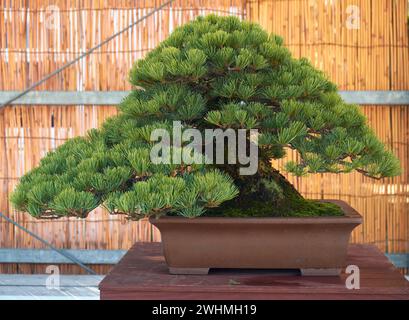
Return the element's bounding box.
[11,15,400,220]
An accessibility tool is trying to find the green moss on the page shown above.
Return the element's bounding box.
[205,197,344,217]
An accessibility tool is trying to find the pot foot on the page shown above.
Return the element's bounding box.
[300,268,341,276]
[169,267,210,275]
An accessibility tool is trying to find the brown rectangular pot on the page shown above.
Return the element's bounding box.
[150,200,362,276]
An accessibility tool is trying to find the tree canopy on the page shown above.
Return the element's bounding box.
[11,15,400,220]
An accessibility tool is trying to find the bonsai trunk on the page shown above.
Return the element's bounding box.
[234,166,303,205]
[209,161,308,217]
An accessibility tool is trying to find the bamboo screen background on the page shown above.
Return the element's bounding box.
[0,0,408,274]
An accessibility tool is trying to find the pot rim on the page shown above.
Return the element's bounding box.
[149,200,362,225]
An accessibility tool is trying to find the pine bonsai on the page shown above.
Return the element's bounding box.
[11,15,400,220]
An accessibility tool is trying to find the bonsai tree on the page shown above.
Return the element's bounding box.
[11,15,400,220]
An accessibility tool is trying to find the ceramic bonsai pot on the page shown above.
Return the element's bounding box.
[150,200,362,276]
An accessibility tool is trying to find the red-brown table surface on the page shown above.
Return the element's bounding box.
[99,243,409,300]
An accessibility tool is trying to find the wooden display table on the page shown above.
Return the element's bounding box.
[99,243,409,300]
